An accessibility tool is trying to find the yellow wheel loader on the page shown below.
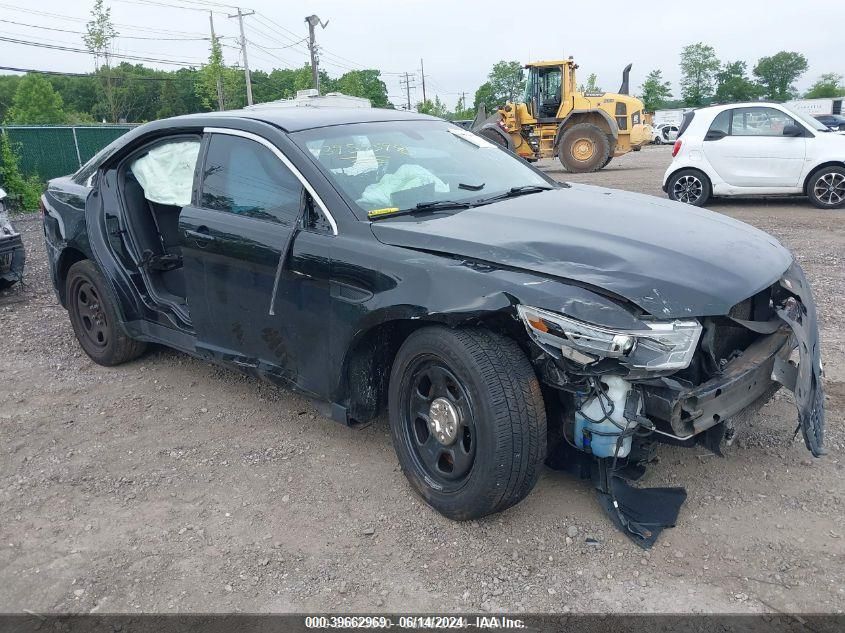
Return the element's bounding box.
[473,59,652,172]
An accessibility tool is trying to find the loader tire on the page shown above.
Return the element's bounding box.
[557,123,611,173]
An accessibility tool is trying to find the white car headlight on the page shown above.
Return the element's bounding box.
[517,305,702,371]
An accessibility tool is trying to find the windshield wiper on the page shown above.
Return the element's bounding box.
[368,200,473,222]
[474,184,557,206]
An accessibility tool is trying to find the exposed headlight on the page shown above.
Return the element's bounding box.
[517,305,702,371]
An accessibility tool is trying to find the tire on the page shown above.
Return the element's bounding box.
[388,326,546,520]
[654,136,663,145]
[66,260,147,366]
[806,165,845,209]
[667,168,711,207]
[557,123,611,173]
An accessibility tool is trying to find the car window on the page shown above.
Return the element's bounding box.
[707,110,730,136]
[200,134,303,225]
[730,107,797,136]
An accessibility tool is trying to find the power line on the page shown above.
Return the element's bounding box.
[0,35,201,66]
[0,64,198,82]
[0,2,208,37]
[0,17,208,40]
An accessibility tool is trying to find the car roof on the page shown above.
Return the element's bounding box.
[166,106,439,132]
[691,102,790,116]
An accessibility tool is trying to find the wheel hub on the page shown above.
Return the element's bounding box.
[428,397,460,445]
[572,138,594,161]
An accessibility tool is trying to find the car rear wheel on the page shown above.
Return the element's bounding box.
[66,260,147,366]
[388,326,546,520]
[807,166,845,209]
[668,169,711,207]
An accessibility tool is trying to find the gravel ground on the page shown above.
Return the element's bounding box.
[0,145,843,614]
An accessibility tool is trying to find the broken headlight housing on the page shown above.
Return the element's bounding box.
[517,305,702,371]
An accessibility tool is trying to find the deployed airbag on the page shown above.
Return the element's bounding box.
[358,164,449,209]
[131,141,200,206]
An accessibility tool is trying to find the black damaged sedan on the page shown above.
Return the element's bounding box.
[41,107,824,545]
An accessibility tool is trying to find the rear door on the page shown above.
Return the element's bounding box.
[702,106,807,187]
[179,129,333,390]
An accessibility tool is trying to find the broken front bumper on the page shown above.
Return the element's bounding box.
[639,261,825,457]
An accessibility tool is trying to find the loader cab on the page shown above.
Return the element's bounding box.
[522,61,576,122]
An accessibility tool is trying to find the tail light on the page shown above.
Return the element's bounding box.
[672,139,682,157]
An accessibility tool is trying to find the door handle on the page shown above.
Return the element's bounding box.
[185,227,215,243]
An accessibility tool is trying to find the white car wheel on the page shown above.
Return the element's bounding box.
[810,169,845,209]
[668,170,711,207]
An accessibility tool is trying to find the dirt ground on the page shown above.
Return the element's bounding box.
[1,145,843,614]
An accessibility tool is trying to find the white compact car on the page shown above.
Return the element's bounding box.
[652,123,679,144]
[663,102,845,208]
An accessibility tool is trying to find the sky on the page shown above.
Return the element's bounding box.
[1,0,843,109]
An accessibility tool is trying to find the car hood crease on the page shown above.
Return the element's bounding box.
[370,185,793,318]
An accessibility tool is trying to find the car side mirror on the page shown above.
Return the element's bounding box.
[782,124,804,137]
[704,130,727,141]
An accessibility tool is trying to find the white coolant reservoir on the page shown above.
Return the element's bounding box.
[574,376,635,458]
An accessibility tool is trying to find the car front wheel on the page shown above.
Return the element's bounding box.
[668,169,711,207]
[66,260,147,366]
[388,326,546,520]
[807,166,845,209]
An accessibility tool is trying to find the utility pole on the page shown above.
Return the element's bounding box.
[419,58,426,103]
[208,12,224,111]
[228,7,255,106]
[399,72,415,111]
[305,15,328,93]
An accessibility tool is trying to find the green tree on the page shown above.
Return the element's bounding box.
[335,70,389,107]
[83,0,121,121]
[6,74,66,124]
[416,95,450,118]
[579,73,602,93]
[488,61,525,105]
[753,51,808,102]
[473,81,497,114]
[0,132,42,210]
[0,75,22,123]
[804,73,845,99]
[452,93,475,120]
[714,61,762,103]
[638,69,672,111]
[679,43,720,106]
[196,35,244,111]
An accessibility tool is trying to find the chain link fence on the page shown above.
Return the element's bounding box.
[1,124,138,182]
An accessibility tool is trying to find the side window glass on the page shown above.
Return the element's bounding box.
[707,110,730,137]
[200,134,304,225]
[730,107,796,136]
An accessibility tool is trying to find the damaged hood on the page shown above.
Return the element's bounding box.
[371,184,792,318]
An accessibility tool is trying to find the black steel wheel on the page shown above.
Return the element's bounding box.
[807,166,845,209]
[388,326,546,520]
[668,169,711,207]
[402,358,478,489]
[66,260,147,366]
